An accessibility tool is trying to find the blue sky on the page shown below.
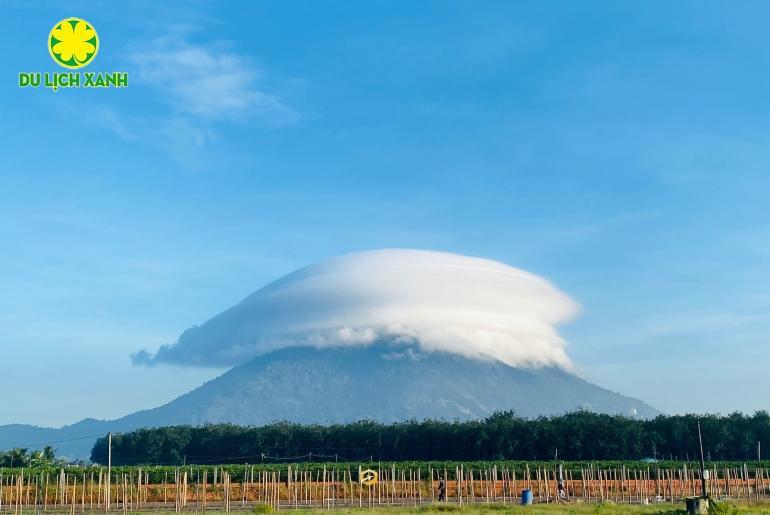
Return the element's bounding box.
[1,0,769,426]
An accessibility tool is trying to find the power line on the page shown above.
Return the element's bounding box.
[0,433,112,452]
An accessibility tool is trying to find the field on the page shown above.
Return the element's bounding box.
[6,503,770,515]
[1,461,770,513]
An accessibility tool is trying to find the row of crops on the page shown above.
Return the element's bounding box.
[3,460,770,482]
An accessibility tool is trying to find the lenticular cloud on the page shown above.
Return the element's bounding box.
[133,249,580,369]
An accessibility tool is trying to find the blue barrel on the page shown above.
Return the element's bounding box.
[521,489,533,505]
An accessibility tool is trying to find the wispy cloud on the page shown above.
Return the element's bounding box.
[129,30,297,125]
[155,116,217,168]
[67,26,299,168]
[88,106,141,141]
[639,310,765,338]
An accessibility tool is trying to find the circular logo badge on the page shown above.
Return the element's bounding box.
[48,17,99,69]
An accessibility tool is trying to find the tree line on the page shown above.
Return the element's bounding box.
[90,411,770,466]
[0,446,60,468]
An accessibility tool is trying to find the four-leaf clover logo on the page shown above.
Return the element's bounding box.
[48,18,99,69]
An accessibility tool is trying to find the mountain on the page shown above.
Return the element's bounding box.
[0,344,658,459]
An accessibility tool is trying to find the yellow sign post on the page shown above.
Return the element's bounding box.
[360,469,378,486]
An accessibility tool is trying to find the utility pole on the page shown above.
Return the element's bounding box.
[106,433,112,512]
[758,441,761,462]
[697,421,707,498]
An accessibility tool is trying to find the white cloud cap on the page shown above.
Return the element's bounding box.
[133,249,579,369]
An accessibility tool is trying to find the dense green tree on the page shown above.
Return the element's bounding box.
[90,411,770,466]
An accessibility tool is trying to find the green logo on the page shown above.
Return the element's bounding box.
[48,17,99,69]
[19,17,127,91]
